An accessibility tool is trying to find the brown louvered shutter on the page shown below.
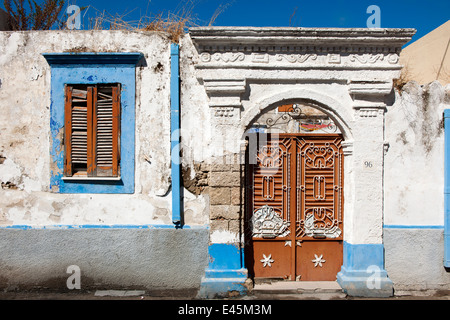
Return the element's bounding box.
[64,84,120,178]
[94,85,120,177]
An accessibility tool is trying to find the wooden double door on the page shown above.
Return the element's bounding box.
[246,134,344,281]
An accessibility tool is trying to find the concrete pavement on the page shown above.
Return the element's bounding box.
[0,281,448,300]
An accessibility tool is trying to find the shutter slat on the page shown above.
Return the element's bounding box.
[72,93,88,174]
[67,87,90,176]
[87,87,96,176]
[94,86,117,174]
[72,89,88,99]
[64,86,73,176]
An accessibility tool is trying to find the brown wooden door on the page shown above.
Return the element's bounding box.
[246,134,344,281]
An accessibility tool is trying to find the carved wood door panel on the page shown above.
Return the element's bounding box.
[246,134,344,281]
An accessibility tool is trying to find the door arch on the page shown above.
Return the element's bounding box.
[241,87,354,142]
[244,102,346,281]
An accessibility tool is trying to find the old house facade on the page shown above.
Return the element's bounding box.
[0,27,449,298]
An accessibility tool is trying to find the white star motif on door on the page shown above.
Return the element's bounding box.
[260,254,274,268]
[311,254,326,267]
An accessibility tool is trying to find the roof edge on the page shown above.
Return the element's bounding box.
[189,27,416,48]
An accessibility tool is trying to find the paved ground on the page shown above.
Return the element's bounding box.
[249,281,450,300]
[0,281,448,300]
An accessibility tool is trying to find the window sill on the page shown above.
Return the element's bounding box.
[62,176,122,182]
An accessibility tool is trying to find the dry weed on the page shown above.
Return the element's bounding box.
[393,64,413,93]
[86,0,207,43]
[3,0,65,30]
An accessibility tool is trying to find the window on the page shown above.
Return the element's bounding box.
[43,52,143,194]
[64,84,121,178]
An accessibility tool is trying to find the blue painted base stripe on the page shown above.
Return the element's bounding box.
[0,224,209,230]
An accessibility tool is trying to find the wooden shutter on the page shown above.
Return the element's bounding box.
[64,84,120,178]
[95,85,120,177]
[64,85,74,176]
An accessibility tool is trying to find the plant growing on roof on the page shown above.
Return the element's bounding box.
[3,0,65,30]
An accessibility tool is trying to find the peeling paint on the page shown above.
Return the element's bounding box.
[0,31,206,227]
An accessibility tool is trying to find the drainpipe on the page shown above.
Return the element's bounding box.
[171,43,182,228]
[444,110,450,267]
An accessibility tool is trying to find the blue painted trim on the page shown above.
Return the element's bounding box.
[170,43,182,228]
[0,224,209,230]
[444,109,450,267]
[206,243,245,271]
[384,225,444,229]
[42,52,143,65]
[336,242,393,297]
[43,53,142,194]
[341,241,385,270]
[198,243,248,298]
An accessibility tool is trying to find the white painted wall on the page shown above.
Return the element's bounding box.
[0,30,208,227]
[385,81,450,226]
[2,29,440,237]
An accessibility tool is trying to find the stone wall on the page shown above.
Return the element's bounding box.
[208,156,245,244]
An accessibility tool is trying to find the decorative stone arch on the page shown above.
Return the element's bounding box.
[189,27,416,298]
[241,87,354,141]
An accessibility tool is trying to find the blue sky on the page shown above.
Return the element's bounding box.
[3,0,450,44]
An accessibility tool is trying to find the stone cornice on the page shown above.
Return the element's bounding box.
[189,27,416,53]
[189,27,416,71]
[189,27,415,119]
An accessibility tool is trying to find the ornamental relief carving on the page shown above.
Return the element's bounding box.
[200,52,245,63]
[349,53,384,64]
[275,53,318,63]
[198,51,400,66]
[252,205,290,239]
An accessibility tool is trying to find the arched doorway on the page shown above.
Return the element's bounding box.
[245,103,344,281]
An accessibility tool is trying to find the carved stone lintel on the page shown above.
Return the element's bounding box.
[275,53,318,63]
[198,52,401,67]
[327,53,341,64]
[349,53,384,64]
[214,107,235,118]
[203,79,246,119]
[348,80,393,96]
[352,106,386,118]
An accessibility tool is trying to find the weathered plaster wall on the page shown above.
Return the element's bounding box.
[385,81,450,227]
[0,227,209,294]
[384,81,450,290]
[384,228,450,291]
[0,30,210,292]
[0,30,208,227]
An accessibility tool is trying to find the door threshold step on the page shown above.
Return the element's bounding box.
[253,281,343,294]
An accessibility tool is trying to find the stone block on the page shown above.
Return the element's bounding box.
[228,219,244,235]
[210,219,229,232]
[210,163,231,172]
[210,205,240,220]
[210,187,231,205]
[209,172,240,187]
[231,187,242,205]
[230,164,242,172]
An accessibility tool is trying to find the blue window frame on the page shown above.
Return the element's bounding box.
[43,53,143,194]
